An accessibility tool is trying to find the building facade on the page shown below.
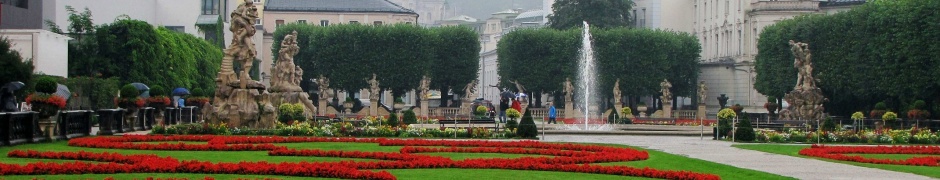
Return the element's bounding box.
[386,0,447,26]
[1,30,71,77]
[1,0,44,29]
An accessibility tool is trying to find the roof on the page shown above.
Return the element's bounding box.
[265,0,416,14]
[443,15,477,23]
[820,0,866,7]
[195,15,217,25]
[515,10,544,20]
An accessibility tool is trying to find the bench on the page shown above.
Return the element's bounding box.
[438,119,500,131]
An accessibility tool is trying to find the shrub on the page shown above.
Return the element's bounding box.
[913,100,927,110]
[734,115,755,142]
[120,84,139,99]
[874,102,888,110]
[192,88,205,97]
[402,110,417,125]
[150,85,166,97]
[475,105,488,117]
[506,119,518,131]
[506,108,521,120]
[822,116,836,132]
[34,76,58,94]
[387,113,399,126]
[278,103,304,124]
[716,108,736,139]
[516,108,537,139]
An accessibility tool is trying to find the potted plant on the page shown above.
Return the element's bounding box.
[25,77,66,119]
[505,108,521,131]
[393,97,405,110]
[870,102,887,119]
[851,111,865,131]
[882,111,898,129]
[731,104,744,115]
[475,105,488,119]
[343,97,355,110]
[636,102,648,113]
[764,96,778,116]
[907,100,930,128]
[620,107,633,124]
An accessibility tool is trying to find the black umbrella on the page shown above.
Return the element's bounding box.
[500,91,515,99]
[130,83,150,98]
[172,87,191,96]
[1,81,25,93]
[55,84,71,100]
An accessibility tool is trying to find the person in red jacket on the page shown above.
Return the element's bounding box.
[511,98,522,113]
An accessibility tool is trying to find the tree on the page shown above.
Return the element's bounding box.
[429,26,480,107]
[497,29,579,107]
[516,108,538,139]
[548,0,634,30]
[754,0,940,116]
[0,38,34,87]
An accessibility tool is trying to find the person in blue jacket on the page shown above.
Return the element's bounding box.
[547,102,557,124]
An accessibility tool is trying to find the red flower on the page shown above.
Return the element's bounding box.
[26,93,67,108]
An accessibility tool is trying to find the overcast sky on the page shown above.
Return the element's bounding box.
[446,0,543,20]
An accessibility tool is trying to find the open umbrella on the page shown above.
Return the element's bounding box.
[500,91,515,99]
[1,81,25,93]
[130,83,150,98]
[172,88,190,96]
[55,84,71,100]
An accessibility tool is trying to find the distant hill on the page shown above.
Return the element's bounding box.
[445,0,543,20]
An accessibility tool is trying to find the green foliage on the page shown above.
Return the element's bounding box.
[822,117,837,132]
[506,119,518,131]
[150,85,166,97]
[387,113,400,126]
[548,0,634,29]
[475,106,488,116]
[498,27,700,104]
[34,77,58,94]
[717,109,736,139]
[120,84,139,99]
[875,102,888,110]
[516,108,538,139]
[61,77,119,109]
[192,88,205,97]
[913,100,927,110]
[734,115,756,142]
[402,110,417,125]
[755,0,940,116]
[277,103,305,124]
[506,108,521,120]
[0,38,34,89]
[271,24,477,100]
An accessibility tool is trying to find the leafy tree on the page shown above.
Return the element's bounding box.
[402,110,417,125]
[387,113,399,126]
[429,26,480,107]
[497,29,579,107]
[548,0,634,29]
[0,38,34,88]
[754,0,940,116]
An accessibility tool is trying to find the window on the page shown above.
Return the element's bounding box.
[255,18,261,25]
[165,26,185,33]
[373,21,383,25]
[275,20,284,28]
[349,21,360,24]
[202,0,219,15]
[320,20,329,26]
[298,20,307,24]
[9,0,28,8]
[204,28,218,42]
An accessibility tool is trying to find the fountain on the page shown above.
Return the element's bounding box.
[564,21,612,131]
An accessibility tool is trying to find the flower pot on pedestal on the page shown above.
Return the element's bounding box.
[32,102,59,139]
[637,104,648,117]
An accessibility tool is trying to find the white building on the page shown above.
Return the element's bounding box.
[1,30,71,78]
[386,0,448,26]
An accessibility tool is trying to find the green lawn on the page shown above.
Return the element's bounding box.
[0,138,791,179]
[734,144,940,178]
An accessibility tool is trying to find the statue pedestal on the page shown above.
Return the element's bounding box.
[318,100,328,116]
[39,118,56,140]
[663,104,673,118]
[565,102,575,119]
[420,100,429,119]
[369,99,378,117]
[697,104,707,120]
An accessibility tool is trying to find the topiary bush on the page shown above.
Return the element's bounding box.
[150,85,166,97]
[191,88,205,97]
[506,119,518,132]
[387,113,399,126]
[716,108,736,139]
[734,115,755,142]
[402,110,417,125]
[516,108,537,139]
[34,76,58,94]
[120,84,139,99]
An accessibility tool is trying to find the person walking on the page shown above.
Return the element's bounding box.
[499,98,509,123]
[548,102,557,124]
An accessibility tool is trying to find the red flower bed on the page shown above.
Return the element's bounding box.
[799,144,940,166]
[2,135,720,180]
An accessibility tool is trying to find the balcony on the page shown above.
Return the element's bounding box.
[751,0,819,12]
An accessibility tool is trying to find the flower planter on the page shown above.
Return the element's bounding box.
[393,103,405,110]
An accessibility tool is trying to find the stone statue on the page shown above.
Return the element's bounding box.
[783,40,825,120]
[229,0,259,88]
[512,80,525,93]
[612,79,621,104]
[419,76,431,101]
[465,79,478,100]
[268,31,302,92]
[293,66,302,86]
[660,79,672,104]
[317,75,331,100]
[697,81,707,104]
[563,78,574,103]
[367,73,380,100]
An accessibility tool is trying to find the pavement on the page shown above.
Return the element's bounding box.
[542,135,934,180]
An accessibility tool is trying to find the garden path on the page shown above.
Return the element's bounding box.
[543,135,933,180]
